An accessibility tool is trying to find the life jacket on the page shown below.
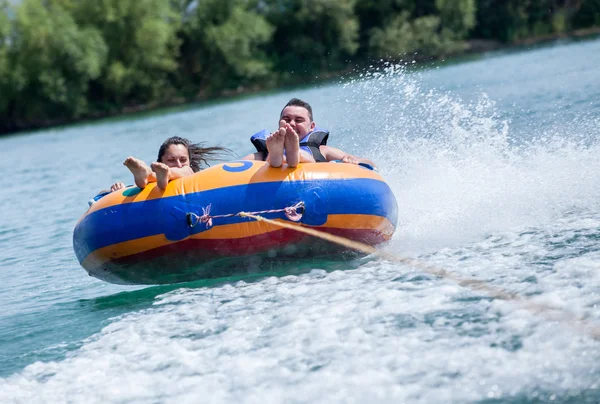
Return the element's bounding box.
[250,128,329,163]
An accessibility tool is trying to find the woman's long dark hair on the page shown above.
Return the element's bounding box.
[157,136,231,173]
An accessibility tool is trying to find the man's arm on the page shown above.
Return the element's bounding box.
[320,146,376,168]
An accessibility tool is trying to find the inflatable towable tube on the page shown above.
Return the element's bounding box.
[73,161,398,285]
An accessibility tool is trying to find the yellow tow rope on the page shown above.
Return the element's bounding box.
[239,211,600,340]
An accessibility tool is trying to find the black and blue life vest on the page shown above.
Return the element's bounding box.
[250,128,330,163]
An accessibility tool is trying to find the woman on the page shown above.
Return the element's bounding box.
[110,136,230,191]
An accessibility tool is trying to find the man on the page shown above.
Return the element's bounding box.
[242,98,376,169]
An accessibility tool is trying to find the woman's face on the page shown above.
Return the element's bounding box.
[161,144,190,168]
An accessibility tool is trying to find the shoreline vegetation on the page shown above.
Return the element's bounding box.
[1,0,600,136]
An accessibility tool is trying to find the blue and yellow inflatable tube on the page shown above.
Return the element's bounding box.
[73,161,398,284]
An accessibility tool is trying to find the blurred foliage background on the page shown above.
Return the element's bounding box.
[0,0,598,133]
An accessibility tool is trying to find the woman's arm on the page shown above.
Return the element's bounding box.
[165,166,195,180]
[110,182,126,192]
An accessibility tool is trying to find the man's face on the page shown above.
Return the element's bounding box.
[280,106,316,137]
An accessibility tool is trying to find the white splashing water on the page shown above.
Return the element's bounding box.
[336,63,600,251]
[0,263,598,403]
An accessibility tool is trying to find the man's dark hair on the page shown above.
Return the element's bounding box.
[281,98,313,121]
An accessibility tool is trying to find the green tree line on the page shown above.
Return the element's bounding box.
[0,0,598,134]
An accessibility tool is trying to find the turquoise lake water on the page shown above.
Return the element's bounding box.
[1,38,599,402]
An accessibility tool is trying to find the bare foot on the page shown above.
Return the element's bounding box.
[123,157,152,189]
[283,123,300,167]
[151,162,170,190]
[266,126,286,167]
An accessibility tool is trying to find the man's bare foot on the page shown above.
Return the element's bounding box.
[283,123,300,167]
[151,162,170,190]
[123,157,152,189]
[266,127,286,167]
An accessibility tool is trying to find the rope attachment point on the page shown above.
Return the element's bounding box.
[186,201,305,229]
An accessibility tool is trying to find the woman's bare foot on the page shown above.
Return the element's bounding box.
[266,127,286,167]
[123,157,152,188]
[283,123,300,167]
[151,162,170,190]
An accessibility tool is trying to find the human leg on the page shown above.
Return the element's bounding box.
[123,157,153,188]
[266,127,286,167]
[283,124,300,167]
[150,162,170,190]
[298,149,316,164]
